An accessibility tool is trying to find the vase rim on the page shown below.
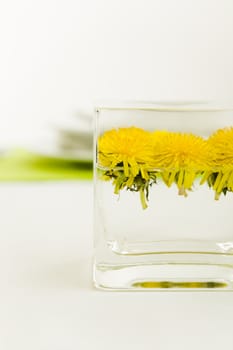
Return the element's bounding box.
[95,100,233,112]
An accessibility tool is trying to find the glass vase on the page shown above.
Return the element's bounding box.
[93,102,233,290]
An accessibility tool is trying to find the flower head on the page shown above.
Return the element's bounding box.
[208,127,233,170]
[98,127,154,177]
[205,127,233,199]
[151,131,212,171]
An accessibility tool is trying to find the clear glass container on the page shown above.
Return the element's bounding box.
[93,102,233,290]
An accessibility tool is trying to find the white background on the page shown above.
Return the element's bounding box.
[1,0,233,141]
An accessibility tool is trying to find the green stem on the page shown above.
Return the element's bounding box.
[139,188,148,210]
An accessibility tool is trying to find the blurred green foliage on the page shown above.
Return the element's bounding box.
[0,149,93,181]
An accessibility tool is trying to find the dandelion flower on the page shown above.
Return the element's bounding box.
[152,132,212,170]
[208,127,233,168]
[97,127,156,209]
[98,127,154,178]
[207,127,233,199]
[151,132,212,196]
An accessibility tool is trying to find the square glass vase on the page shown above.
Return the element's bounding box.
[93,102,233,291]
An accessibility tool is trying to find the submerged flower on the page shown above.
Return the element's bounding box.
[208,127,233,169]
[98,127,154,178]
[151,131,212,171]
[97,127,156,209]
[151,131,213,196]
[206,127,233,199]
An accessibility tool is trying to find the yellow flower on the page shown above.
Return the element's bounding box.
[151,131,213,195]
[98,127,154,178]
[207,127,233,198]
[151,131,212,171]
[208,127,233,169]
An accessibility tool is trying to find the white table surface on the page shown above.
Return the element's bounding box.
[1,181,233,350]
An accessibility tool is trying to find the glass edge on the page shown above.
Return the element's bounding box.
[94,100,233,112]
